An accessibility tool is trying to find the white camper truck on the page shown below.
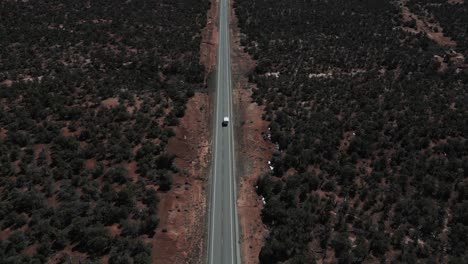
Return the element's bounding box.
[222,116,229,127]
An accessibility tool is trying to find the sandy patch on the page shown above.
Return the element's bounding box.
[126,161,138,182]
[61,126,81,137]
[0,128,7,140]
[108,224,121,237]
[101,97,119,107]
[434,55,448,73]
[84,158,97,170]
[0,79,13,87]
[0,228,12,241]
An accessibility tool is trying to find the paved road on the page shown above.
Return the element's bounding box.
[207,0,240,262]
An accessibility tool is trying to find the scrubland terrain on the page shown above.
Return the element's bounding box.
[233,0,468,263]
[0,0,213,263]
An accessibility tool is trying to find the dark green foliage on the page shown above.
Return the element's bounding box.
[106,167,130,184]
[158,172,173,192]
[79,226,112,255]
[7,231,29,253]
[0,0,208,261]
[109,238,152,264]
[235,0,468,262]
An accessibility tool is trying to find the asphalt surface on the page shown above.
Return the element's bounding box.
[207,0,241,262]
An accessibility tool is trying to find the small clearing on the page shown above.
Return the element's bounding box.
[434,55,448,73]
[0,128,7,140]
[400,0,456,47]
[0,79,13,87]
[101,97,119,107]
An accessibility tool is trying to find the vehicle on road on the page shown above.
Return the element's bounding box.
[222,116,229,127]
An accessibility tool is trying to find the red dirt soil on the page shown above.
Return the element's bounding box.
[101,97,119,107]
[152,92,211,264]
[126,161,139,182]
[399,0,467,69]
[0,128,7,140]
[84,158,97,170]
[24,242,39,256]
[0,228,12,241]
[199,0,219,85]
[235,88,274,264]
[230,1,275,263]
[151,0,217,261]
[48,244,88,264]
[400,1,456,47]
[0,79,13,87]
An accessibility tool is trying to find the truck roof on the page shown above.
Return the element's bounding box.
[223,116,229,121]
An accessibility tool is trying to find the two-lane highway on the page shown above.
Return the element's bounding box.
[207,0,240,262]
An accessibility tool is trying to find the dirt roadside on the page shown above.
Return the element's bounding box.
[151,0,218,262]
[152,92,211,264]
[229,1,275,264]
[200,0,220,86]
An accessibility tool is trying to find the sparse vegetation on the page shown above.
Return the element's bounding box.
[235,0,468,262]
[0,0,208,262]
[408,0,468,58]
